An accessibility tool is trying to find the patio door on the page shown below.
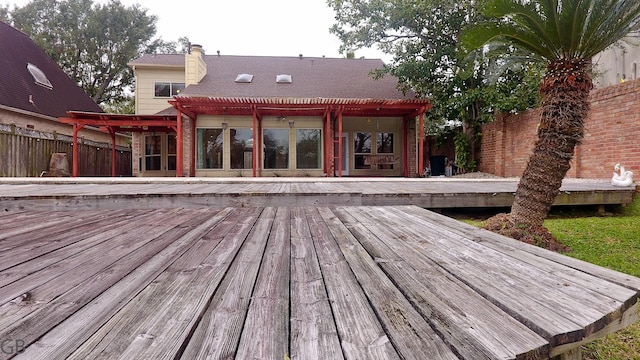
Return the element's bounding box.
[142,133,176,176]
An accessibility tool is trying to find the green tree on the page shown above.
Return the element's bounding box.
[10,0,179,106]
[461,0,640,230]
[328,0,542,169]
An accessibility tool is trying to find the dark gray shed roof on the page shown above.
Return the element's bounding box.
[0,21,103,118]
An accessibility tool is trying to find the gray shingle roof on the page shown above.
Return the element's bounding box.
[132,53,418,100]
[0,21,103,118]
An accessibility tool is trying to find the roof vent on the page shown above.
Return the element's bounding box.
[235,73,254,83]
[27,63,53,89]
[276,74,292,84]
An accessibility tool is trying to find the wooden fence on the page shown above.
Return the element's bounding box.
[0,132,132,177]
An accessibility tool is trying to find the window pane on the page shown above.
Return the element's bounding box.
[354,132,371,153]
[354,132,371,169]
[296,129,321,169]
[145,156,161,171]
[377,132,394,153]
[167,134,177,154]
[264,129,289,169]
[196,129,224,169]
[154,82,170,97]
[167,155,177,170]
[171,83,185,96]
[145,135,161,155]
[230,128,254,169]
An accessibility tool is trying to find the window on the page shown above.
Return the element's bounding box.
[230,128,254,169]
[296,129,321,169]
[144,135,161,171]
[264,129,289,169]
[154,82,185,97]
[197,129,223,169]
[167,134,177,171]
[377,132,394,169]
[354,132,372,169]
[27,63,53,89]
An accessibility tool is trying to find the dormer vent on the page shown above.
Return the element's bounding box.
[276,74,292,84]
[235,74,254,83]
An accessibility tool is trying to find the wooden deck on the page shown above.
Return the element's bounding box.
[0,177,635,211]
[1,205,638,359]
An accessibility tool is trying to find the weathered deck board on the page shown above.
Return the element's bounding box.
[67,207,261,359]
[181,207,276,359]
[235,207,291,360]
[289,207,343,360]
[0,203,636,360]
[352,206,630,347]
[318,207,459,360]
[13,208,233,360]
[332,206,549,359]
[0,177,634,211]
[305,207,401,360]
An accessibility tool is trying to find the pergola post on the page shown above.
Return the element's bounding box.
[108,128,116,177]
[252,106,258,177]
[337,107,344,177]
[176,111,183,177]
[419,111,425,177]
[72,124,85,177]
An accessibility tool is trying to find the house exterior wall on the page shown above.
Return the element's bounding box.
[133,66,185,115]
[593,41,640,88]
[479,78,640,179]
[1,107,129,147]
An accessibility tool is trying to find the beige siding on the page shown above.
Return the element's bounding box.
[133,67,185,114]
[1,109,129,147]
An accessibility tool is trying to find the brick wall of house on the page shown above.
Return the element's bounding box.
[479,78,640,178]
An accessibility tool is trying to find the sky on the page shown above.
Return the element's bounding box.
[3,0,390,61]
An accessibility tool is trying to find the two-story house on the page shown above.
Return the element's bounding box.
[123,45,430,178]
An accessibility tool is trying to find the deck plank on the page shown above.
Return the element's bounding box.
[66,207,262,359]
[353,206,633,347]
[0,200,635,360]
[318,207,459,360]
[235,207,291,360]
[181,207,276,359]
[289,207,343,360]
[333,206,549,359]
[12,208,233,360]
[305,207,401,360]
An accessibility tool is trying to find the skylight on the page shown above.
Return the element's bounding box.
[27,63,53,89]
[235,73,254,83]
[276,74,292,84]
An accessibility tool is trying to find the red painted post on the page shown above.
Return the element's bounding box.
[176,112,183,177]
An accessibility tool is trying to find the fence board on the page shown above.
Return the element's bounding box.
[0,132,131,177]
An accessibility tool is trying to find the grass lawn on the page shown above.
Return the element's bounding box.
[459,195,640,360]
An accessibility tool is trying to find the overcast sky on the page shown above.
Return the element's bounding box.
[3,0,389,60]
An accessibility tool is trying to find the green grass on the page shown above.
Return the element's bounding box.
[460,196,640,359]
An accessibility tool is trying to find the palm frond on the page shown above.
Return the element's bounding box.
[460,0,640,63]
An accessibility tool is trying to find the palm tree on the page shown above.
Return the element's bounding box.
[460,0,640,233]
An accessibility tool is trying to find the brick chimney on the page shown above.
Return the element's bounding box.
[185,43,207,86]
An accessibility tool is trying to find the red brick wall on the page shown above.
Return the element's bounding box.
[480,78,640,178]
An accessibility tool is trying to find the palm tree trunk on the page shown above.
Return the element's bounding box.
[509,59,592,227]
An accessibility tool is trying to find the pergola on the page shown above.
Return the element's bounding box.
[59,111,177,177]
[169,96,431,177]
[59,97,431,177]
